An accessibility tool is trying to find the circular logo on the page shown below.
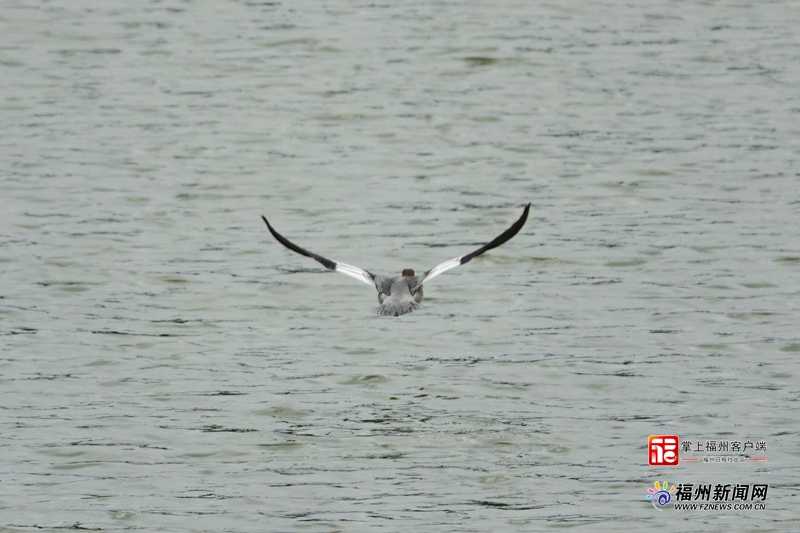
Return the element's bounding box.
[651,489,671,510]
[647,481,675,511]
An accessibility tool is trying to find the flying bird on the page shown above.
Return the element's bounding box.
[261,203,530,316]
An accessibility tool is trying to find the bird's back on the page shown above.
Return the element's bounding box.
[375,276,424,316]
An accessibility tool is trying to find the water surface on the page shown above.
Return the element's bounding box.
[1,0,798,531]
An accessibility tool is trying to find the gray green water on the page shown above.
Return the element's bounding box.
[1,1,799,531]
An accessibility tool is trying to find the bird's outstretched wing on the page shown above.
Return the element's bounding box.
[261,215,376,288]
[412,203,530,291]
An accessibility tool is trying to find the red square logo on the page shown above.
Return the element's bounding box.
[649,435,679,466]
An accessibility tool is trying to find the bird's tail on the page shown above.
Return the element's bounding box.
[373,300,421,317]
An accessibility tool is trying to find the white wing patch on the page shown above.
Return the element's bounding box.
[334,262,376,288]
[412,257,461,291]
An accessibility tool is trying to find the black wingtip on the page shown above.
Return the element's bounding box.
[459,202,531,265]
[260,214,338,271]
[261,214,285,246]
[261,215,281,242]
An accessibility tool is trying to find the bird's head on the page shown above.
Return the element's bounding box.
[401,269,415,277]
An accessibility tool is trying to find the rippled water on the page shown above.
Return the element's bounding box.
[2,0,799,531]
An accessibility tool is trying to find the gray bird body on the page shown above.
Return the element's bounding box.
[374,275,424,316]
[261,203,530,316]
